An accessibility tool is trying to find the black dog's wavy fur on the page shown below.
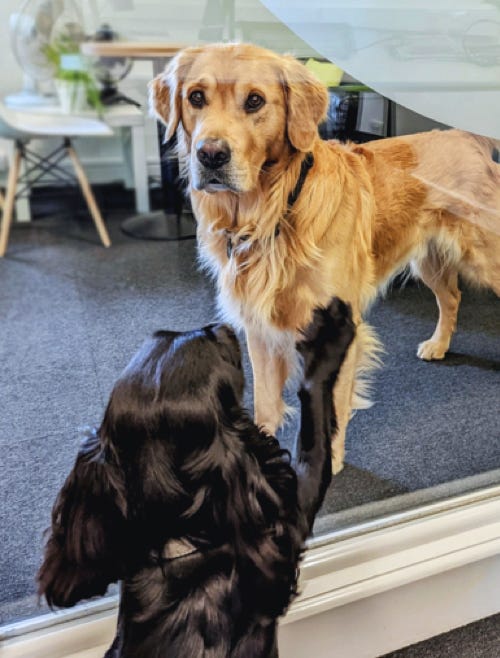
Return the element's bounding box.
[38,300,355,657]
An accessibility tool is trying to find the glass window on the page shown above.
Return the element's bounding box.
[1,0,498,643]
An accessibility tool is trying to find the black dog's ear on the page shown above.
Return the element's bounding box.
[38,431,127,608]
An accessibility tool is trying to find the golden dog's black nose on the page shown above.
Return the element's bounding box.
[196,139,231,170]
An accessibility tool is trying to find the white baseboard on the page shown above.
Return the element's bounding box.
[279,554,500,657]
[2,487,499,658]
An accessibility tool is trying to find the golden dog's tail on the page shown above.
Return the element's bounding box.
[351,321,384,413]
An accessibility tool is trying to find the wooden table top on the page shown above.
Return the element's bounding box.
[81,42,186,59]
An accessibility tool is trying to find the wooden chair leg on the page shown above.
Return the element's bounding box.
[0,147,22,257]
[66,143,111,248]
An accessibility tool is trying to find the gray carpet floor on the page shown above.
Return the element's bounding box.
[381,612,500,658]
[0,211,498,626]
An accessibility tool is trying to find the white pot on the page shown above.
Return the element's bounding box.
[55,80,88,114]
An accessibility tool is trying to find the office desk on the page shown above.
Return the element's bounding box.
[81,42,185,60]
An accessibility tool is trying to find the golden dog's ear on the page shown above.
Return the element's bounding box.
[148,48,200,141]
[281,56,329,152]
[149,72,178,141]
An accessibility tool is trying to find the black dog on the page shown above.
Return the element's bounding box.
[38,299,354,657]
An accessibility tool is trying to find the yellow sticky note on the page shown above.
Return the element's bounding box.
[305,58,343,88]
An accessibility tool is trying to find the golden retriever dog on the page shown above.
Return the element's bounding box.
[150,42,500,473]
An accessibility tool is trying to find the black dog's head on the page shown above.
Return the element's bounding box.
[101,323,246,539]
[38,324,297,612]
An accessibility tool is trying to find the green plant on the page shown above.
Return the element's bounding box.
[44,36,103,113]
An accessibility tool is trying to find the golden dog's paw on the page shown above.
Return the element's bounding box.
[332,456,344,475]
[331,433,346,475]
[331,452,345,475]
[417,339,447,361]
[259,421,278,437]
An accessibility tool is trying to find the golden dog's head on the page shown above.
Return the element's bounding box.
[149,43,328,194]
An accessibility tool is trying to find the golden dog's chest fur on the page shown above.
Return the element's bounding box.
[150,42,500,471]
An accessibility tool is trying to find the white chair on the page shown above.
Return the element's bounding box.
[0,103,114,257]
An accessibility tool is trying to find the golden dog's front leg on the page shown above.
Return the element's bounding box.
[246,330,291,435]
[331,336,358,474]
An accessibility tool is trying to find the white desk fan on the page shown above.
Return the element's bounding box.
[5,0,83,108]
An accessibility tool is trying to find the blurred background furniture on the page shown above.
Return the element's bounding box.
[82,41,194,241]
[0,101,113,256]
[3,103,149,218]
[93,103,150,214]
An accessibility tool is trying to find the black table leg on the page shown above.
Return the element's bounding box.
[159,130,184,216]
[120,128,195,241]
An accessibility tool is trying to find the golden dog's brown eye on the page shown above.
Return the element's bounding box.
[245,93,265,112]
[189,90,205,108]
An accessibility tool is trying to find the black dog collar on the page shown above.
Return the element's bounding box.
[287,152,314,208]
[226,152,314,259]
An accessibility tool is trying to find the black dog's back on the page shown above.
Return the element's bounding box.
[111,420,302,657]
[109,549,280,657]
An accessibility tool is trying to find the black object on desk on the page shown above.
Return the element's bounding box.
[320,84,393,143]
